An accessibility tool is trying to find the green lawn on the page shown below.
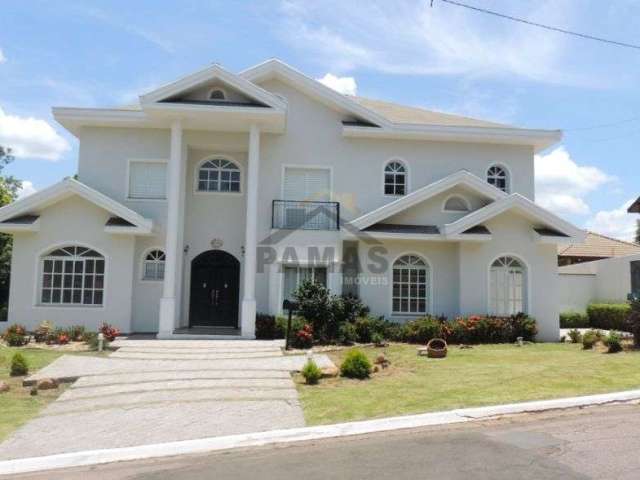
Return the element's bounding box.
[296,343,640,425]
[0,346,106,441]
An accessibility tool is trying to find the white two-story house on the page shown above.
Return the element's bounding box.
[0,60,585,341]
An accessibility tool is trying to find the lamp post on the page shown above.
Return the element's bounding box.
[282,299,298,350]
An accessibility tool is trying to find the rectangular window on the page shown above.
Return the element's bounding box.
[283,266,328,302]
[128,161,167,199]
[41,258,105,306]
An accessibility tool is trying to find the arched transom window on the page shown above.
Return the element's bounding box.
[209,89,226,100]
[41,246,105,306]
[443,195,470,212]
[143,249,165,281]
[384,160,407,196]
[489,256,526,315]
[487,165,509,192]
[197,158,241,193]
[392,255,429,314]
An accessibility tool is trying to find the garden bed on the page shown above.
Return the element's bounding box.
[296,343,640,425]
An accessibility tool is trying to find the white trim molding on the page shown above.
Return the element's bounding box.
[351,170,506,231]
[0,178,153,235]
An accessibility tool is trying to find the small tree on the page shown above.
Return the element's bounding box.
[0,147,21,314]
[636,219,640,245]
[628,295,640,349]
[293,280,336,342]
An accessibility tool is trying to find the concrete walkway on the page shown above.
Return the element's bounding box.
[0,339,333,460]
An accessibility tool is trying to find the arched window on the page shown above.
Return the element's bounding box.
[487,165,509,192]
[209,89,226,100]
[443,195,470,212]
[40,246,105,305]
[143,249,165,281]
[384,160,407,196]
[489,256,526,315]
[392,255,429,314]
[197,158,241,193]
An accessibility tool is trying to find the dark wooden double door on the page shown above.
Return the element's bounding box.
[189,250,240,328]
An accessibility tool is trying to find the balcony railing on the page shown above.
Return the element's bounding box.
[272,200,340,230]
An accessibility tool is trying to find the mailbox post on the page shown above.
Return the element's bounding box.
[282,299,299,351]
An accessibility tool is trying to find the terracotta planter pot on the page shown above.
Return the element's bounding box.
[426,338,448,358]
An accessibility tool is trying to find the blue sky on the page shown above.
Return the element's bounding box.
[0,0,639,239]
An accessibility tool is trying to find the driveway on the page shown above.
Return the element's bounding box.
[0,339,333,460]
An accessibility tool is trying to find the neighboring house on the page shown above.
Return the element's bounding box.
[0,60,585,341]
[557,231,640,266]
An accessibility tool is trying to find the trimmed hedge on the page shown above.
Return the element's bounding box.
[586,303,631,331]
[560,311,589,329]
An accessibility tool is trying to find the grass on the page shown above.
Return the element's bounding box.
[0,345,107,441]
[296,343,640,425]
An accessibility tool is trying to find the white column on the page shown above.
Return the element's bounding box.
[240,124,260,338]
[158,119,183,337]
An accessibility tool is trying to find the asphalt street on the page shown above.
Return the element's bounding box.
[13,403,640,479]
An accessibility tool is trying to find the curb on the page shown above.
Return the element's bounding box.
[2,388,640,476]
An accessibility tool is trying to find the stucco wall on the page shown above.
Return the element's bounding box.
[557,274,597,312]
[8,197,135,332]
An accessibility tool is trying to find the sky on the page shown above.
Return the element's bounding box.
[0,0,639,240]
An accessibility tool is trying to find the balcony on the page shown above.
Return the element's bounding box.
[272,200,340,230]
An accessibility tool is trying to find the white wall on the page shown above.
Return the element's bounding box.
[8,197,135,333]
[558,253,639,311]
[557,274,597,312]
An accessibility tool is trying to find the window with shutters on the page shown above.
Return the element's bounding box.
[128,160,167,200]
[278,167,333,229]
[282,167,331,201]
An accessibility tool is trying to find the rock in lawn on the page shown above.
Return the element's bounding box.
[0,381,10,393]
[30,387,38,396]
[374,353,390,369]
[36,378,58,390]
[321,365,339,378]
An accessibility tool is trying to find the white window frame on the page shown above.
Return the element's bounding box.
[193,155,244,196]
[488,254,530,316]
[382,158,409,197]
[279,263,331,311]
[442,194,471,213]
[35,243,107,308]
[208,87,227,100]
[126,159,168,202]
[486,163,511,193]
[280,164,334,201]
[390,253,432,316]
[141,247,166,282]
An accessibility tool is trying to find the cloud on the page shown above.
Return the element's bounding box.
[585,200,638,241]
[17,181,37,199]
[535,146,614,216]
[277,0,594,86]
[0,48,5,63]
[0,107,70,161]
[317,73,357,95]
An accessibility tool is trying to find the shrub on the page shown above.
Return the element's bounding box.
[333,295,370,324]
[587,303,631,331]
[255,313,276,340]
[99,323,120,342]
[68,325,85,342]
[340,349,372,379]
[353,316,390,344]
[627,296,640,349]
[274,315,305,339]
[301,359,322,385]
[293,281,337,342]
[445,314,537,344]
[582,330,599,349]
[568,328,582,343]
[337,322,358,345]
[10,352,28,376]
[293,324,314,349]
[34,321,54,343]
[2,324,29,346]
[605,331,623,353]
[402,316,443,344]
[371,332,385,346]
[560,311,589,329]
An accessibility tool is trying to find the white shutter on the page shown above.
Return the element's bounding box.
[283,168,330,201]
[129,161,167,199]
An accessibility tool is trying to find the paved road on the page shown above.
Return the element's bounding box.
[13,403,640,479]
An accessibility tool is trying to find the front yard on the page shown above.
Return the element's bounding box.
[296,343,640,425]
[0,346,107,441]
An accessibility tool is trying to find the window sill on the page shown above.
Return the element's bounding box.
[126,197,167,202]
[34,304,105,309]
[192,190,243,196]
